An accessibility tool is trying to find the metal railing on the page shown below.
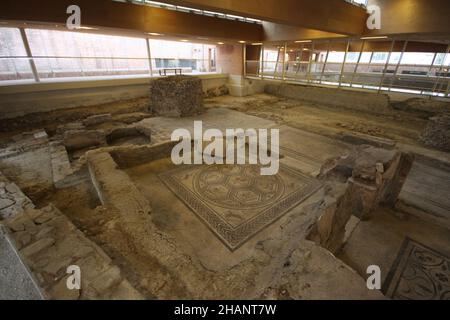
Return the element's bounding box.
[0,27,217,83]
[245,40,450,98]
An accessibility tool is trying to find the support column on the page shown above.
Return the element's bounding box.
[350,40,365,87]
[378,40,396,93]
[338,39,350,88]
[389,41,408,91]
[306,41,315,83]
[146,38,153,77]
[19,28,39,82]
[319,41,331,84]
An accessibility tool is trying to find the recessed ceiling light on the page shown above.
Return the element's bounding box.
[238,40,246,43]
[180,39,189,42]
[217,42,225,45]
[251,43,263,45]
[295,40,312,43]
[360,36,388,40]
[148,32,162,36]
[303,48,310,51]
[76,26,98,30]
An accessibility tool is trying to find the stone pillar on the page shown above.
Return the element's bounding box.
[149,75,204,117]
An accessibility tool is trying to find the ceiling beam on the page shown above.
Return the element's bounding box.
[0,0,263,42]
[262,22,347,43]
[365,0,450,36]
[158,0,367,35]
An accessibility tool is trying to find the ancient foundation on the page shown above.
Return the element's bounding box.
[149,75,204,117]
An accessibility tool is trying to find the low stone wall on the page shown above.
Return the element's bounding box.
[0,75,228,119]
[0,225,44,300]
[4,204,143,300]
[265,83,393,115]
[308,145,414,253]
[0,172,35,220]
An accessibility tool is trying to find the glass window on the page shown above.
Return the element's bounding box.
[327,52,346,63]
[0,28,34,81]
[352,0,368,6]
[401,52,436,65]
[24,29,149,79]
[0,27,27,57]
[149,39,216,74]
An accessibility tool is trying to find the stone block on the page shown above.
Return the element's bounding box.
[340,131,396,149]
[63,129,106,151]
[83,114,113,127]
[420,113,450,151]
[149,75,204,117]
[307,182,353,253]
[56,122,85,134]
[21,237,55,257]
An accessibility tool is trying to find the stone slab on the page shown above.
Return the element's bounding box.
[0,225,44,300]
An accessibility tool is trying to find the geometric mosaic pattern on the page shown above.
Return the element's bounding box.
[160,164,321,251]
[383,238,450,300]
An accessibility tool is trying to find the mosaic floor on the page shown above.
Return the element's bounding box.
[383,238,450,300]
[160,164,322,250]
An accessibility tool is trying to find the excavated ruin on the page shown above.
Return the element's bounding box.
[1,81,450,300]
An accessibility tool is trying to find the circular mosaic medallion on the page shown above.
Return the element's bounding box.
[193,165,284,209]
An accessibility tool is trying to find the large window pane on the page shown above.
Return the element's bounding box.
[25,29,149,79]
[0,28,34,81]
[0,27,27,57]
[149,39,216,74]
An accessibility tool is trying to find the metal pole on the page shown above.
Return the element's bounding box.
[295,43,304,77]
[306,41,315,83]
[431,45,450,96]
[378,39,395,93]
[338,39,350,88]
[363,51,374,89]
[261,44,265,79]
[350,39,365,87]
[146,38,153,77]
[19,28,39,82]
[445,78,450,98]
[421,52,438,95]
[243,43,247,78]
[282,42,287,81]
[319,41,331,84]
[273,46,280,78]
[389,40,408,91]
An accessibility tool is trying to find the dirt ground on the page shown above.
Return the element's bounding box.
[0,97,150,143]
[204,94,427,146]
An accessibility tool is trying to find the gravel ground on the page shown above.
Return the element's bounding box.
[0,226,44,300]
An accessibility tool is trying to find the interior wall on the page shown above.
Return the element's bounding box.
[216,44,244,76]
